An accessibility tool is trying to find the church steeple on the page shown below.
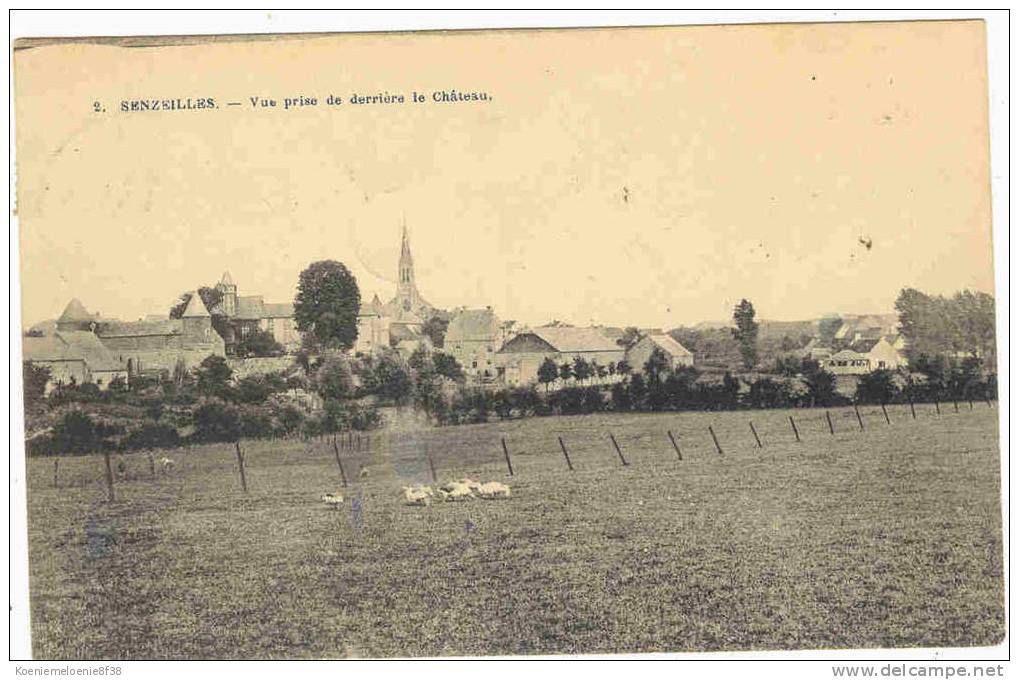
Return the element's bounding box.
[398,218,415,294]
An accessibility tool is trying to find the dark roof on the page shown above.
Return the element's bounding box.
[236,295,265,320]
[24,331,125,372]
[446,308,500,342]
[97,319,182,338]
[850,338,881,354]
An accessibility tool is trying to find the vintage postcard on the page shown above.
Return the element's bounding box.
[11,16,1004,662]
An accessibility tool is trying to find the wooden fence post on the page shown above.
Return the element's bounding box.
[667,430,683,461]
[881,403,891,424]
[934,400,941,415]
[953,400,959,413]
[789,416,801,443]
[558,436,575,471]
[147,450,156,478]
[968,400,973,410]
[332,437,348,487]
[853,404,865,431]
[609,433,629,466]
[53,458,59,488]
[748,421,762,448]
[501,437,514,476]
[708,426,723,455]
[908,398,917,420]
[426,450,438,483]
[234,441,248,494]
[825,410,835,435]
[103,450,116,502]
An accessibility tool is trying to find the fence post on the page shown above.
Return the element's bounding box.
[609,433,629,466]
[708,426,723,455]
[501,437,514,476]
[748,421,762,448]
[934,400,941,415]
[667,430,683,461]
[953,400,959,413]
[825,410,835,435]
[234,441,248,494]
[147,450,156,478]
[908,398,917,420]
[789,416,801,442]
[332,437,348,487]
[102,450,116,502]
[881,403,891,424]
[968,400,973,410]
[53,458,59,488]
[426,450,438,483]
[558,436,575,471]
[853,404,865,431]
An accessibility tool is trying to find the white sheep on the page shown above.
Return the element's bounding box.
[321,492,345,510]
[455,478,483,494]
[438,480,475,502]
[475,481,511,500]
[359,466,370,480]
[158,457,175,473]
[402,485,433,507]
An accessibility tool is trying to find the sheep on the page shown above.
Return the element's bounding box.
[321,492,345,510]
[158,457,175,473]
[475,481,511,500]
[401,485,433,507]
[455,478,483,494]
[359,465,370,480]
[437,480,475,502]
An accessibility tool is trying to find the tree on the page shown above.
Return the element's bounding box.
[313,354,355,401]
[801,360,837,407]
[23,362,50,407]
[616,360,632,376]
[558,361,574,384]
[572,356,592,385]
[618,326,642,349]
[195,355,233,397]
[372,352,413,405]
[53,411,100,454]
[293,260,361,351]
[731,299,759,370]
[537,357,559,392]
[192,400,241,443]
[433,352,465,383]
[855,369,898,404]
[643,347,670,385]
[421,316,449,348]
[235,329,284,358]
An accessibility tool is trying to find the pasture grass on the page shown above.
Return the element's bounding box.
[24,403,1004,658]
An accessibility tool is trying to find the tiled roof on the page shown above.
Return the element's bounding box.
[181,291,210,318]
[24,331,125,372]
[647,334,693,357]
[531,326,620,353]
[97,319,182,338]
[236,295,265,320]
[446,308,500,342]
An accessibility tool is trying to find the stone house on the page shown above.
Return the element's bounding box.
[495,326,625,387]
[23,330,128,392]
[625,334,695,372]
[445,307,502,381]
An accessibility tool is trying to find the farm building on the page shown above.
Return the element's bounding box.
[625,334,694,372]
[354,294,391,355]
[495,326,625,387]
[824,337,908,375]
[96,291,226,375]
[23,330,128,392]
[445,307,503,381]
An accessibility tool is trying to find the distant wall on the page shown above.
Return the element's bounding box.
[228,356,294,379]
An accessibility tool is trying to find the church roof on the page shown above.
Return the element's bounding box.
[58,298,94,323]
[181,291,211,318]
[220,271,234,285]
[236,295,265,320]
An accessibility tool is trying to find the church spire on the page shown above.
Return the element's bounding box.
[398,218,414,291]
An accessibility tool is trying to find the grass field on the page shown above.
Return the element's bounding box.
[24,402,1004,658]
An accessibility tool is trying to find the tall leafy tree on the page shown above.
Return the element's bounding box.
[294,260,361,351]
[731,299,759,370]
[537,357,559,392]
[572,357,592,385]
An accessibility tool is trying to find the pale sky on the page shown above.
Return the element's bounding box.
[15,20,993,329]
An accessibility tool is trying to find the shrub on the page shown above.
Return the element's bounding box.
[191,400,241,443]
[122,421,181,450]
[855,369,899,404]
[238,405,274,439]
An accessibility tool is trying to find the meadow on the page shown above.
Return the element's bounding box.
[23,402,1004,658]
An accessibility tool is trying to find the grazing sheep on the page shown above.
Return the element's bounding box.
[158,457,175,473]
[321,492,345,510]
[402,485,433,507]
[438,480,475,502]
[359,466,370,480]
[455,478,483,494]
[475,481,511,500]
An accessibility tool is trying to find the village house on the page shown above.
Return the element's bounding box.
[96,292,226,376]
[495,326,625,387]
[23,330,128,393]
[625,334,695,372]
[213,272,300,352]
[823,336,908,375]
[354,294,391,355]
[445,307,503,381]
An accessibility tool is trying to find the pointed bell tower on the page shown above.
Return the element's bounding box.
[398,218,415,299]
